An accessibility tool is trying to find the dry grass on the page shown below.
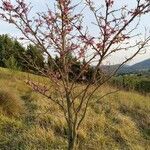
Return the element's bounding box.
[0,88,24,116]
[0,67,150,149]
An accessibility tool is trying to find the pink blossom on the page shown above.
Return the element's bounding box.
[3,1,13,11]
[66,26,73,32]
[96,43,103,49]
[86,37,94,45]
[20,1,26,8]
[78,48,85,58]
[107,0,114,7]
[24,27,31,33]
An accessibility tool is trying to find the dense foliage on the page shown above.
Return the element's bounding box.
[0,34,98,81]
[0,34,44,72]
[112,74,150,94]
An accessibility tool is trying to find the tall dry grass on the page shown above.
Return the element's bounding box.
[0,67,149,149]
[0,88,24,116]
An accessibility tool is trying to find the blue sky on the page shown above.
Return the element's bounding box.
[0,0,149,65]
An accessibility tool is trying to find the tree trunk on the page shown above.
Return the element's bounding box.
[68,135,76,150]
[66,94,77,150]
[67,124,77,150]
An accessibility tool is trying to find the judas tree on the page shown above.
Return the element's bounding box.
[0,0,150,149]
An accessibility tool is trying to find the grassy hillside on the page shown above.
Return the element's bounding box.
[0,67,150,150]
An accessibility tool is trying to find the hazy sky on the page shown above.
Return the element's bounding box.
[0,0,149,65]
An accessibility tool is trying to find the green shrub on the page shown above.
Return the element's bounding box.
[111,75,150,94]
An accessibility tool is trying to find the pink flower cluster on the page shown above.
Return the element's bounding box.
[3,1,13,11]
[24,27,31,33]
[107,0,114,7]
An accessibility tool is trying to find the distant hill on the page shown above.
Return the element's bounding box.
[101,59,150,74]
[130,58,150,71]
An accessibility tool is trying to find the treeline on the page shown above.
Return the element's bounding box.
[0,34,45,73]
[0,34,101,82]
[111,74,150,94]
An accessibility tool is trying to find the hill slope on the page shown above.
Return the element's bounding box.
[102,59,150,74]
[0,67,150,149]
[120,59,150,74]
[130,58,150,71]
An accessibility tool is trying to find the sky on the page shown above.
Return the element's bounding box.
[0,0,149,65]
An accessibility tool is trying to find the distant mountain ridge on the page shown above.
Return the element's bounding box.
[101,58,150,74]
[119,58,150,74]
[130,58,150,70]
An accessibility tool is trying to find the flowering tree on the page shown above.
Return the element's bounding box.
[0,0,150,149]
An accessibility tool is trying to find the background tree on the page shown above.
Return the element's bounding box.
[5,55,20,70]
[12,39,26,70]
[0,34,14,67]
[0,34,45,73]
[24,44,45,73]
[0,34,26,70]
[0,0,150,149]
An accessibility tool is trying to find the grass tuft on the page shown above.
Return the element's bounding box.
[0,88,24,117]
